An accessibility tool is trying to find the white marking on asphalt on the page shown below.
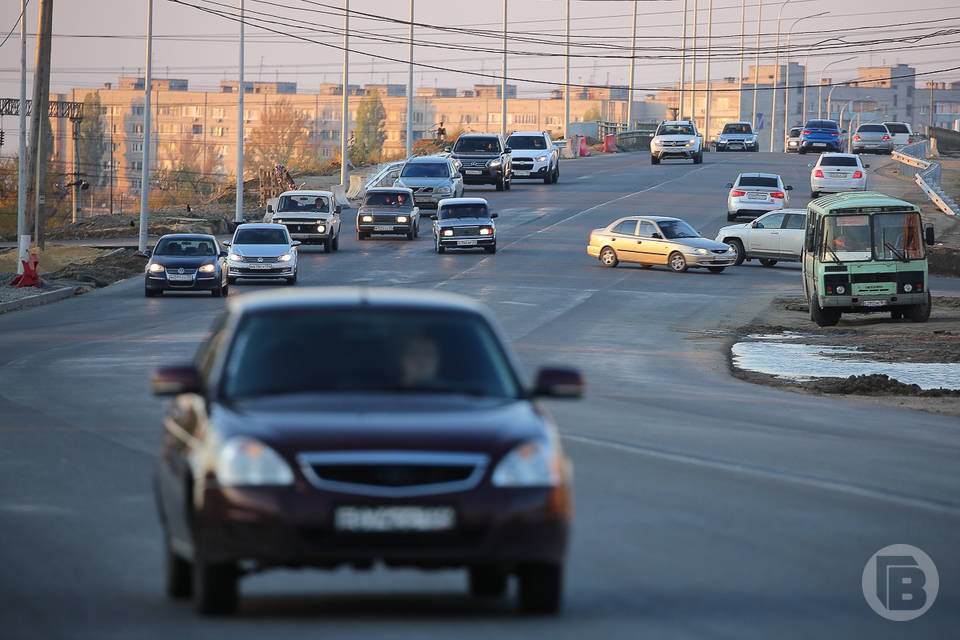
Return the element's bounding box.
[563,433,960,517]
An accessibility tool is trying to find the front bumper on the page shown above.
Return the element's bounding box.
[512,160,550,178]
[145,273,220,292]
[716,139,758,151]
[193,484,570,568]
[786,140,800,153]
[438,234,496,248]
[358,221,415,235]
[652,147,699,159]
[227,261,296,279]
[819,291,927,310]
[685,252,737,267]
[459,167,502,185]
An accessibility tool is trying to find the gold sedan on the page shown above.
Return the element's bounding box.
[586,215,737,273]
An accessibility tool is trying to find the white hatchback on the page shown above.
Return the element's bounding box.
[809,153,869,198]
[725,173,792,222]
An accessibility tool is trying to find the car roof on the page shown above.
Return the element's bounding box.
[278,190,333,197]
[438,197,488,207]
[614,215,684,223]
[227,287,489,317]
[817,152,859,159]
[811,191,918,211]
[761,208,805,215]
[736,172,781,179]
[366,186,414,194]
[508,131,548,136]
[457,133,499,138]
[157,233,217,241]
[235,223,288,230]
[405,155,450,164]
[724,121,752,125]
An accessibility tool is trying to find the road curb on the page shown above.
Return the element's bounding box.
[0,286,79,315]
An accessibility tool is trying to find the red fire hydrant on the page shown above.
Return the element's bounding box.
[10,253,41,288]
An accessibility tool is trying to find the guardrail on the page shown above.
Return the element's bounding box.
[892,141,958,217]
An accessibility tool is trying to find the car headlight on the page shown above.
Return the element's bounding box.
[479,227,493,235]
[442,229,453,237]
[396,215,409,223]
[651,139,662,147]
[317,224,326,233]
[492,440,563,487]
[693,248,709,255]
[487,159,502,168]
[535,155,547,162]
[217,437,294,486]
[361,215,373,223]
[148,263,165,273]
[685,139,696,147]
[198,263,216,274]
[435,186,452,194]
[228,252,242,262]
[274,219,283,225]
[276,253,292,262]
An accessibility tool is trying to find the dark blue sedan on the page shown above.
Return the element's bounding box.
[145,234,229,297]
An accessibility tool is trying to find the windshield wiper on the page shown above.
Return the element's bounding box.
[389,383,491,397]
[825,243,842,263]
[884,241,909,262]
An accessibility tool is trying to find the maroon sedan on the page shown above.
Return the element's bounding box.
[152,287,582,615]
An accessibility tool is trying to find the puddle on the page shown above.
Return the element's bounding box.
[732,338,960,390]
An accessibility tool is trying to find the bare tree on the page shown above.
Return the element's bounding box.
[244,100,311,172]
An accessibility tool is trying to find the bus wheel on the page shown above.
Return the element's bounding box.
[810,293,840,327]
[906,292,932,323]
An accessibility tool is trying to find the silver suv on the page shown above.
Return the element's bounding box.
[650,120,703,164]
[395,156,464,209]
[715,121,758,152]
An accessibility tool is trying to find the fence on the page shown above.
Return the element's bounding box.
[891,141,958,217]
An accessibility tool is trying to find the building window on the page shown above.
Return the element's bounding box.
[212,108,225,119]
[545,116,561,126]
[193,124,203,135]
[132,106,144,116]
[132,142,143,152]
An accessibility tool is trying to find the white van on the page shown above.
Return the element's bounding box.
[882,122,915,146]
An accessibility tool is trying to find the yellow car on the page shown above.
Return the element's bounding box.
[587,216,736,273]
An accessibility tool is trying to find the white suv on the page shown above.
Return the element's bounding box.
[505,131,560,184]
[650,120,703,165]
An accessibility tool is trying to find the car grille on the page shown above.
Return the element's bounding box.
[413,186,434,194]
[298,451,489,497]
[711,249,729,254]
[458,160,487,169]
[242,256,280,263]
[513,161,534,170]
[234,267,288,274]
[452,226,480,237]
[279,222,322,234]
[370,213,399,224]
[662,141,687,147]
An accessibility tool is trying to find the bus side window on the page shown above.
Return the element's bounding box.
[804,217,817,252]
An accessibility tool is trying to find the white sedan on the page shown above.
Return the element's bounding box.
[715,209,806,267]
[810,153,869,198]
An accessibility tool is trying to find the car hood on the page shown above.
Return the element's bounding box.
[451,151,501,159]
[272,212,333,222]
[150,255,218,269]
[509,149,550,159]
[358,205,416,214]
[396,177,455,188]
[230,243,293,256]
[436,217,494,227]
[716,223,750,235]
[654,135,698,143]
[672,236,732,251]
[214,394,550,455]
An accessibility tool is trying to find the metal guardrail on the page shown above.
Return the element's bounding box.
[892,141,958,217]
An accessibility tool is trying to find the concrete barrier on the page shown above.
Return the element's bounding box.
[892,140,958,217]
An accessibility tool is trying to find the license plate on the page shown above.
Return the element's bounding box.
[465,170,482,175]
[373,225,393,231]
[247,263,274,269]
[514,170,529,176]
[747,192,767,200]
[167,274,193,281]
[456,239,478,246]
[861,300,885,307]
[814,143,827,147]
[832,173,849,178]
[334,506,456,532]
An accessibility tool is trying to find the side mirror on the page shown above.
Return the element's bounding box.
[219,249,228,258]
[222,241,231,247]
[532,367,584,399]
[751,221,760,228]
[491,213,499,219]
[504,147,512,153]
[267,204,274,213]
[648,133,655,138]
[291,240,302,247]
[428,214,437,220]
[863,164,870,169]
[807,163,814,168]
[724,183,734,189]
[652,232,662,239]
[444,145,452,152]
[144,248,153,257]
[925,224,935,246]
[335,205,342,214]
[785,185,793,191]
[151,365,203,396]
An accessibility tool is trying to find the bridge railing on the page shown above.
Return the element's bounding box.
[892,141,958,217]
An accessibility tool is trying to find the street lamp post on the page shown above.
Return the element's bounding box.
[627,0,638,129]
[679,0,687,119]
[691,0,698,129]
[405,0,413,158]
[235,0,245,224]
[339,0,349,190]
[704,0,713,141]
[139,0,154,253]
[826,82,846,121]
[801,51,810,124]
[751,0,763,129]
[783,12,828,152]
[500,0,507,139]
[818,56,855,119]
[769,0,790,153]
[737,0,745,121]
[16,0,28,273]
[564,0,570,137]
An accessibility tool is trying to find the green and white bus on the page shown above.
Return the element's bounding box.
[802,192,935,327]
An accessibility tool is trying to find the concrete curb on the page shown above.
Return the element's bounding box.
[0,286,79,316]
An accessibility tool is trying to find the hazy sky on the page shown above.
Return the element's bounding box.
[0,0,958,147]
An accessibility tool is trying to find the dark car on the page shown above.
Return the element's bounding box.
[449,133,513,191]
[357,187,420,240]
[431,198,498,254]
[144,233,228,297]
[798,119,842,154]
[152,288,582,615]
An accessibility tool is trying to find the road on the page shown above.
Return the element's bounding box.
[1,151,958,639]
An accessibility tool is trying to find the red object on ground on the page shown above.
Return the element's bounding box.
[10,253,41,288]
[579,136,591,157]
[603,134,617,153]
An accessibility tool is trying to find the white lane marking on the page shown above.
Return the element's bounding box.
[577,175,593,180]
[498,300,537,306]
[563,433,960,517]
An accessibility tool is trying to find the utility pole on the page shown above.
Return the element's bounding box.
[27,0,53,251]
[564,0,570,137]
[236,0,245,224]
[737,0,745,122]
[405,0,413,157]
[71,117,80,223]
[16,0,28,273]
[928,81,935,131]
[704,0,713,141]
[751,0,762,129]
[500,0,507,139]
[690,0,698,129]
[339,0,349,190]
[769,0,789,153]
[109,110,114,214]
[139,0,153,253]
[627,0,638,129]
[679,0,687,119]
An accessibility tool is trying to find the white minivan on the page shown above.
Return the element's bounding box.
[882,121,915,146]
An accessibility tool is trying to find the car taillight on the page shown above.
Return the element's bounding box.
[731,189,747,197]
[882,135,891,140]
[829,131,839,137]
[771,191,785,199]
[802,130,811,135]
[814,169,824,178]
[853,171,863,179]
[853,134,861,140]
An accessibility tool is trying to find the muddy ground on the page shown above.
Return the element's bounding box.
[1,248,147,304]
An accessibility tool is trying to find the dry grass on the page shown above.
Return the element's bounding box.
[0,245,110,273]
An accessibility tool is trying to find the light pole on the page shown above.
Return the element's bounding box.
[235,0,245,224]
[783,11,828,151]
[16,0,27,272]
[139,0,154,253]
[564,0,570,137]
[751,0,763,129]
[704,0,713,141]
[339,0,349,190]
[627,0,638,129]
[737,0,745,121]
[500,0,508,139]
[405,0,413,158]
[818,56,854,119]
[826,82,846,121]
[690,0,698,129]
[801,51,810,124]
[679,0,687,119]
[768,0,790,153]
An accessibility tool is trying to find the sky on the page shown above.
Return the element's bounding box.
[0,0,958,150]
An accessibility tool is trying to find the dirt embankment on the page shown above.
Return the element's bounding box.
[45,205,238,241]
[1,247,147,303]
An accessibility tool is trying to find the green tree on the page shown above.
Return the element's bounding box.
[350,90,386,166]
[244,99,311,172]
[582,106,602,122]
[79,92,107,186]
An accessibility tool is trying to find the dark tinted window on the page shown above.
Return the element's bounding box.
[657,124,695,136]
[858,124,887,133]
[805,120,839,131]
[819,156,859,167]
[506,135,547,150]
[222,309,520,399]
[722,123,752,134]
[784,213,806,230]
[453,137,501,153]
[738,176,780,188]
[234,228,289,244]
[278,194,329,212]
[364,191,411,207]
[154,237,217,256]
[657,219,699,239]
[439,204,489,220]
[884,122,910,134]
[401,162,450,178]
[789,127,803,136]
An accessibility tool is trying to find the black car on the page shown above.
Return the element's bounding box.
[450,133,513,191]
[145,234,229,297]
[152,288,582,615]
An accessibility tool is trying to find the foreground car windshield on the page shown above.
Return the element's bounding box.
[278,195,329,212]
[506,135,547,150]
[659,125,695,136]
[738,176,779,188]
[440,205,488,220]
[400,163,449,178]
[454,138,499,153]
[723,124,751,134]
[154,238,216,256]
[222,309,520,399]
[364,192,410,206]
[234,229,288,244]
[658,220,699,239]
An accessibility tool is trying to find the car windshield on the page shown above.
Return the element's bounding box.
[658,124,695,136]
[738,176,779,188]
[858,125,887,133]
[439,204,489,220]
[805,120,838,131]
[364,192,410,207]
[401,162,449,178]
[873,212,925,261]
[789,128,803,136]
[658,220,699,239]
[506,135,547,150]
[453,137,500,153]
[885,123,909,134]
[821,215,872,262]
[221,309,520,399]
[233,228,288,245]
[820,156,859,167]
[277,195,329,213]
[154,238,216,256]
[722,123,752,134]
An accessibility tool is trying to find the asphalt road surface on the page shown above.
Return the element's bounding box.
[2,152,958,639]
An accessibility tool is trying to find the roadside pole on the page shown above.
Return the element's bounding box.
[235,0,245,224]
[138,0,153,253]
[16,0,29,273]
[28,0,53,251]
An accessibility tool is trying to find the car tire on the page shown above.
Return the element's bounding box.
[324,240,332,254]
[145,287,159,298]
[227,277,237,285]
[552,165,560,183]
[727,212,738,222]
[517,563,563,615]
[890,309,905,321]
[211,284,223,297]
[668,251,688,273]
[435,237,445,254]
[810,292,840,327]
[728,239,746,266]
[650,155,660,165]
[599,246,618,268]
[406,230,415,241]
[811,190,820,198]
[505,176,512,190]
[221,283,229,296]
[358,232,368,240]
[192,559,238,615]
[332,235,339,251]
[906,292,932,323]
[799,147,807,155]
[543,171,552,185]
[286,273,297,285]
[469,566,508,598]
[708,266,726,273]
[496,177,505,192]
[759,258,778,267]
[165,537,192,599]
[484,244,497,254]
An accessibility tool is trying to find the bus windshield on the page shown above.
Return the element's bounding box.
[873,212,924,261]
[821,212,923,262]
